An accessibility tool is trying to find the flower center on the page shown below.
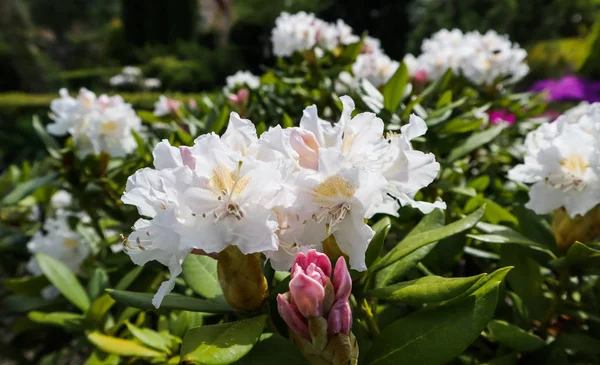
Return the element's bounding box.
[208,161,249,222]
[63,238,79,249]
[549,153,590,192]
[100,120,119,133]
[311,174,356,229]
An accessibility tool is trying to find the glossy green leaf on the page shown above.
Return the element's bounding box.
[550,241,600,273]
[32,115,61,158]
[115,266,143,291]
[86,332,164,358]
[125,321,172,353]
[28,311,85,329]
[439,118,482,134]
[181,315,266,364]
[84,351,120,365]
[209,106,229,134]
[106,289,231,313]
[282,113,294,128]
[469,222,556,259]
[369,274,484,305]
[87,294,116,323]
[87,268,110,300]
[365,217,391,268]
[3,172,58,205]
[3,275,49,294]
[488,320,545,352]
[3,294,50,312]
[36,253,90,312]
[554,333,600,355]
[447,124,506,162]
[383,62,408,112]
[182,255,222,299]
[366,268,503,365]
[375,209,445,287]
[233,333,305,365]
[371,206,484,272]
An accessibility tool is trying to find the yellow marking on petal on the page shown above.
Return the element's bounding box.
[341,133,355,155]
[313,174,356,200]
[561,153,589,176]
[63,238,79,249]
[209,163,249,197]
[100,120,119,133]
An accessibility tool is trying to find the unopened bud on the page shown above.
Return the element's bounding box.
[217,245,267,312]
[552,204,600,252]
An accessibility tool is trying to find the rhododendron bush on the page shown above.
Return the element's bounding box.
[3,12,600,365]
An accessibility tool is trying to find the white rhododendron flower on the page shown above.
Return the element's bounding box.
[410,28,528,85]
[352,52,400,88]
[122,96,444,306]
[509,103,600,217]
[224,71,260,94]
[47,88,142,157]
[153,95,182,117]
[271,12,360,57]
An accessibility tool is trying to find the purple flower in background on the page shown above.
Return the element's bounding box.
[488,110,516,125]
[530,75,600,102]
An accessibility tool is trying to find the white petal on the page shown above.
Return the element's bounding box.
[332,210,374,271]
[525,182,564,215]
[222,112,258,153]
[153,140,183,169]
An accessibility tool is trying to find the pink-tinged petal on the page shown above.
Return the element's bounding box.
[277,294,310,339]
[327,300,352,335]
[236,89,249,103]
[333,256,351,301]
[179,147,196,170]
[290,129,319,170]
[415,70,428,83]
[290,272,325,317]
[305,263,328,286]
[305,249,332,277]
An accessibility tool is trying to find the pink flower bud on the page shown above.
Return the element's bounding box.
[228,89,250,105]
[290,270,325,317]
[188,99,198,109]
[332,257,351,301]
[290,129,320,170]
[327,300,352,335]
[487,110,516,126]
[277,294,310,339]
[167,99,182,114]
[292,249,331,278]
[415,70,428,83]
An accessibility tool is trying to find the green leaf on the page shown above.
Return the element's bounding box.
[86,332,164,358]
[550,241,600,273]
[282,113,294,128]
[87,268,110,301]
[383,62,409,112]
[3,275,49,294]
[369,274,484,305]
[465,195,518,225]
[181,315,267,364]
[87,294,116,324]
[554,333,600,355]
[436,90,452,108]
[125,321,172,353]
[85,351,120,365]
[486,353,518,365]
[439,118,483,134]
[233,333,305,365]
[366,268,503,365]
[3,172,58,205]
[32,115,61,158]
[182,255,223,299]
[469,222,557,259]
[106,289,231,313]
[447,124,506,162]
[28,311,85,329]
[371,206,484,272]
[115,266,143,291]
[365,217,391,268]
[36,253,90,312]
[375,209,445,287]
[487,320,545,352]
[136,110,163,124]
[3,294,51,312]
[209,106,229,134]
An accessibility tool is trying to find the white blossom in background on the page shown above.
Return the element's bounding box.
[508,103,600,217]
[153,95,182,117]
[144,78,162,89]
[271,12,360,57]
[50,190,72,209]
[110,66,161,90]
[122,95,444,306]
[224,70,260,94]
[47,88,142,157]
[352,52,399,88]
[411,28,528,85]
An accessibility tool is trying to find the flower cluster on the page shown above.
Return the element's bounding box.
[509,102,600,217]
[271,12,359,57]
[26,191,90,293]
[223,70,261,105]
[153,95,183,117]
[121,95,444,307]
[407,29,528,86]
[110,66,161,90]
[47,88,143,157]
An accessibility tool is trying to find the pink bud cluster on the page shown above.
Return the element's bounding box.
[277,250,352,339]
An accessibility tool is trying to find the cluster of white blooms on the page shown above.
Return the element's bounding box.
[47,88,143,157]
[153,95,183,117]
[27,191,90,297]
[223,71,261,94]
[408,29,528,85]
[122,95,444,307]
[271,12,359,57]
[337,36,399,90]
[110,66,161,90]
[509,103,600,217]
